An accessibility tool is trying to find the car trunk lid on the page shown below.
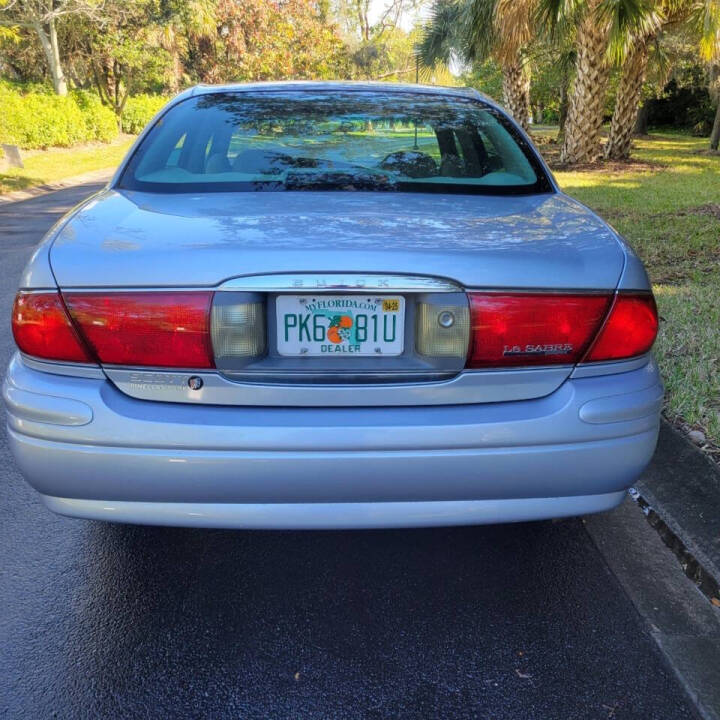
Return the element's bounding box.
[50,190,624,290]
[49,189,627,406]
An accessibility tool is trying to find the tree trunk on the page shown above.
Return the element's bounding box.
[558,66,569,134]
[170,47,182,94]
[33,20,68,96]
[501,60,531,132]
[604,39,650,161]
[47,21,68,95]
[560,0,611,164]
[710,100,720,151]
[635,101,650,135]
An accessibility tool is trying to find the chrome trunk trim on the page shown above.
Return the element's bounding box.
[217,274,463,293]
[102,366,574,406]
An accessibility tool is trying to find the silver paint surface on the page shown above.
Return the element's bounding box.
[48,190,629,291]
[5,353,662,526]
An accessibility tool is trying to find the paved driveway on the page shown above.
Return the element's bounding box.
[0,186,697,719]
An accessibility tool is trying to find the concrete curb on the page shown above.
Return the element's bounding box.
[0,168,113,205]
[635,421,720,590]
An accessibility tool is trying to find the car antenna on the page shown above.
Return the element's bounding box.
[413,55,419,150]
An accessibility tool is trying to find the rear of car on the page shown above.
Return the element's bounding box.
[3,83,662,528]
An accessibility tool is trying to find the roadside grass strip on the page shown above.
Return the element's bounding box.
[0,136,135,194]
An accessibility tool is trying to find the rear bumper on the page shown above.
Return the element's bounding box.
[4,353,663,528]
[40,493,626,529]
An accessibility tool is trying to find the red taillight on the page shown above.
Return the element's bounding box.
[467,293,612,368]
[12,291,93,363]
[584,293,658,362]
[63,292,214,368]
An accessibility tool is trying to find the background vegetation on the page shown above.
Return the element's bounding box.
[0,0,434,145]
[0,0,718,156]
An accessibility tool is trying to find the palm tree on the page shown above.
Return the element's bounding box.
[605,0,720,160]
[711,79,720,148]
[419,0,536,131]
[154,0,217,93]
[604,10,663,161]
[693,1,720,149]
[540,0,610,163]
[494,0,535,129]
[540,0,656,164]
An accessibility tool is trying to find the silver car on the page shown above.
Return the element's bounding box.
[4,82,662,529]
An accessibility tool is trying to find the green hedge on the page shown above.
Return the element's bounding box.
[0,82,119,149]
[120,94,169,134]
[72,90,119,142]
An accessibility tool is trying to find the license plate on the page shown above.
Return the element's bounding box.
[276,295,405,357]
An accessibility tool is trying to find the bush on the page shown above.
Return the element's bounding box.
[120,94,168,134]
[646,68,716,134]
[0,81,119,149]
[72,90,118,143]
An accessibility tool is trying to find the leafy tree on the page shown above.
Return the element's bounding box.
[0,22,47,82]
[334,0,419,43]
[69,0,172,117]
[195,0,349,83]
[0,0,101,95]
[332,0,433,80]
[153,0,217,92]
[461,58,504,99]
[350,25,434,80]
[526,42,575,124]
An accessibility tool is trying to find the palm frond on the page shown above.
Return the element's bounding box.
[691,0,720,61]
[535,0,583,36]
[418,0,499,66]
[462,0,498,62]
[493,0,536,63]
[418,61,462,84]
[646,33,672,90]
[417,0,466,66]
[603,0,663,64]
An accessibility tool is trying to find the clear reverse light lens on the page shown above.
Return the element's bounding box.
[416,302,469,357]
[211,301,266,358]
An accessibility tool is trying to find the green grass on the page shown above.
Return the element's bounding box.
[0,136,135,194]
[553,133,720,447]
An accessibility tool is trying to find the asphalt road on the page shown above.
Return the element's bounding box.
[0,186,698,720]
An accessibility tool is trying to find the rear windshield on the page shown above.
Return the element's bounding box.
[118,90,551,195]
